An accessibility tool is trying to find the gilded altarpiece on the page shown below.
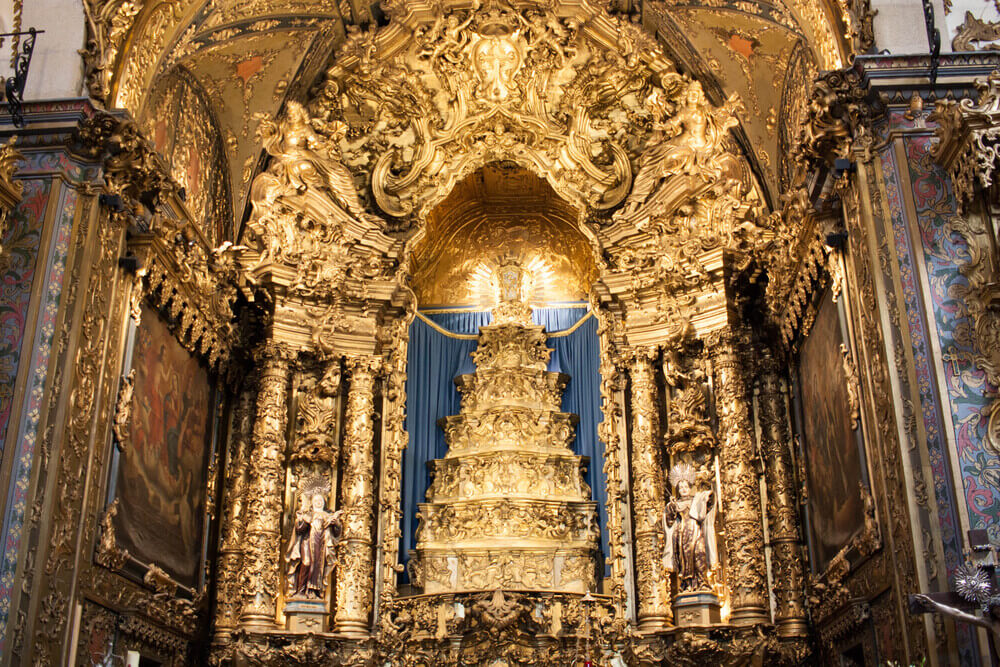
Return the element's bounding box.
[9,7,992,667]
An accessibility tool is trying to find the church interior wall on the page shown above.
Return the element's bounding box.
[0,1,998,665]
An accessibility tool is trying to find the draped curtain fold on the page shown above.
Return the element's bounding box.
[400,307,608,582]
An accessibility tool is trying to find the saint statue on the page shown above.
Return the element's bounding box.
[663,463,717,592]
[286,492,343,599]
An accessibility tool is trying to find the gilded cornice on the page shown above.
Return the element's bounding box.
[69,110,240,368]
[931,70,1000,213]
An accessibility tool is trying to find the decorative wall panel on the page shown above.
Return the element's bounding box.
[904,135,999,542]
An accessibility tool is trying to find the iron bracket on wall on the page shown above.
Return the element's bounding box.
[1,28,42,128]
[921,0,941,83]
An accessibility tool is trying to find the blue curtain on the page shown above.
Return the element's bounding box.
[400,307,608,581]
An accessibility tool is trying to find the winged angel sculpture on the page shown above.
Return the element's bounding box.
[253,100,383,228]
[615,81,743,228]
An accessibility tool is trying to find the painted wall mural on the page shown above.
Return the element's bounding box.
[905,134,1000,542]
[0,179,48,452]
[112,304,214,588]
[798,289,866,572]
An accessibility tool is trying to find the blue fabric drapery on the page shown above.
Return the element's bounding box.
[400,307,608,582]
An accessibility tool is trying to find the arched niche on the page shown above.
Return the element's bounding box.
[410,162,598,308]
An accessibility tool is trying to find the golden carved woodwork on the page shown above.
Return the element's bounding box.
[757,353,809,639]
[240,343,295,629]
[709,329,768,626]
[411,164,597,306]
[46,1,919,664]
[333,355,381,636]
[627,346,672,630]
[0,136,24,256]
[411,296,599,594]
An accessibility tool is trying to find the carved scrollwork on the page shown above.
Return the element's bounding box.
[932,72,1000,212]
[95,499,129,572]
[112,369,135,451]
[79,0,145,102]
[0,136,24,255]
[840,343,861,430]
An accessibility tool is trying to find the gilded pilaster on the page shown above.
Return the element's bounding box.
[239,343,294,629]
[710,331,768,626]
[627,347,672,631]
[333,355,381,636]
[213,380,256,638]
[596,311,628,615]
[757,351,808,637]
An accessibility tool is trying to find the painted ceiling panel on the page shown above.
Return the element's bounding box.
[170,29,323,223]
[667,7,802,193]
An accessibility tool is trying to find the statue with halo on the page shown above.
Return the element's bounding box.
[663,463,717,592]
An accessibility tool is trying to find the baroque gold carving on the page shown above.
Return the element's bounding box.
[333,354,381,636]
[412,283,598,595]
[240,343,295,629]
[931,72,1000,212]
[840,343,861,430]
[0,136,24,256]
[80,0,144,102]
[111,369,135,450]
[757,352,809,638]
[627,346,672,629]
[95,499,129,571]
[709,329,768,625]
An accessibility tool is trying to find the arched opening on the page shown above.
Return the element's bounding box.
[400,162,608,596]
[410,162,598,308]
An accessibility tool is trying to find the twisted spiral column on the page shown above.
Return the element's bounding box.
[239,342,294,629]
[628,347,672,631]
[213,381,256,639]
[333,355,381,636]
[711,331,768,626]
[758,351,809,637]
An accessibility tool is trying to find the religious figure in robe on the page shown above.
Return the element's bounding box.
[286,493,343,599]
[663,463,717,592]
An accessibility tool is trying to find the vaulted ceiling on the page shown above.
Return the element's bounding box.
[99,0,861,244]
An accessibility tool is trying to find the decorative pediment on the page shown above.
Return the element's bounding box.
[243,0,757,322]
[311,0,690,226]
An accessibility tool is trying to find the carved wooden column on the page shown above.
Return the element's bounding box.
[239,342,294,629]
[758,351,809,637]
[333,355,381,636]
[213,381,256,638]
[627,347,672,631]
[710,331,768,626]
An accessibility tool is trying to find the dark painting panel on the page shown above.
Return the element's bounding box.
[799,290,866,572]
[113,305,212,588]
